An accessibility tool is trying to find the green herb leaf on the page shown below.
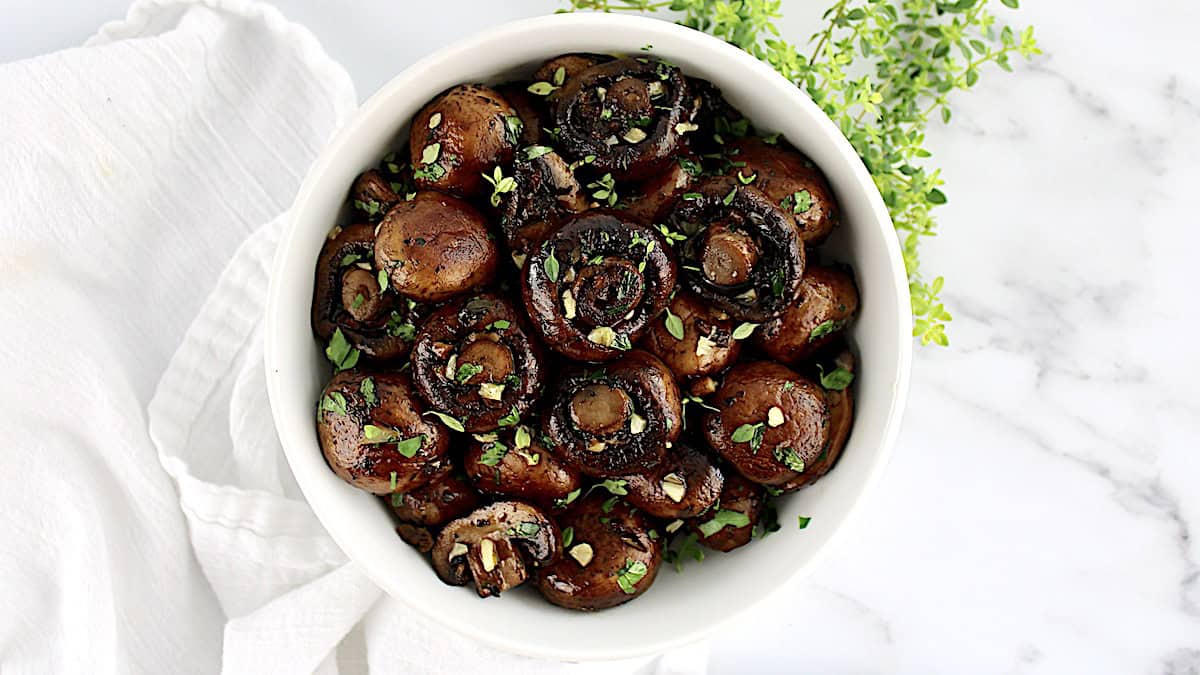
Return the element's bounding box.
[527,81,558,96]
[809,319,841,342]
[664,311,685,341]
[554,487,582,508]
[698,509,751,538]
[425,410,465,432]
[480,441,509,466]
[360,378,378,407]
[773,446,806,473]
[320,391,348,417]
[394,435,424,458]
[544,250,560,283]
[731,322,758,340]
[797,515,812,530]
[513,522,541,537]
[730,423,760,443]
[593,478,628,496]
[615,559,649,594]
[454,362,484,384]
[817,365,855,390]
[523,145,554,160]
[488,319,511,330]
[562,526,574,548]
[324,328,360,372]
[497,407,521,427]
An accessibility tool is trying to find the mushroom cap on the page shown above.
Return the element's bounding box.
[374,191,498,303]
[463,427,583,509]
[725,137,840,246]
[687,471,765,552]
[409,83,518,197]
[317,370,451,495]
[536,494,663,610]
[756,265,859,365]
[388,469,482,527]
[780,344,856,491]
[702,361,830,486]
[621,442,724,519]
[639,291,741,380]
[432,501,561,598]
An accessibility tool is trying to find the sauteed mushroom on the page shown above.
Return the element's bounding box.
[544,350,681,477]
[725,137,840,246]
[375,191,498,303]
[464,425,582,509]
[522,212,677,361]
[688,471,764,552]
[756,265,859,365]
[410,294,544,432]
[494,147,587,257]
[702,361,830,487]
[620,151,700,225]
[350,169,400,222]
[552,57,691,180]
[432,501,560,597]
[621,442,723,519]
[317,370,451,495]
[389,470,482,553]
[780,344,856,491]
[312,223,421,362]
[410,84,520,197]
[670,177,805,321]
[537,494,663,610]
[639,291,740,381]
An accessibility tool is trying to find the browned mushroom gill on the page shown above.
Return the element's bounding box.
[433,501,560,598]
[496,148,587,257]
[545,350,681,477]
[411,294,544,433]
[312,223,420,362]
[522,212,677,362]
[552,57,692,180]
[670,177,805,322]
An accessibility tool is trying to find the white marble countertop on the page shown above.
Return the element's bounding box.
[6,0,1197,672]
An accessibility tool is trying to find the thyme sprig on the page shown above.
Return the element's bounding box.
[563,0,1040,346]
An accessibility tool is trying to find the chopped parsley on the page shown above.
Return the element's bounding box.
[817,365,855,390]
[615,559,649,595]
[698,509,751,538]
[324,329,360,371]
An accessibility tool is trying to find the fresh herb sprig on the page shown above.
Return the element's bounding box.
[563,0,1040,346]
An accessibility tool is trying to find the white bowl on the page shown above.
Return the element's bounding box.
[265,12,912,662]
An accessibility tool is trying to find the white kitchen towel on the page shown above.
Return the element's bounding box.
[0,1,706,673]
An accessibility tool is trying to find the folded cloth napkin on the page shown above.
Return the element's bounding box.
[0,1,707,673]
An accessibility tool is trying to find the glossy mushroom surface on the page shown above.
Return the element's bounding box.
[495,148,587,256]
[756,265,859,365]
[725,137,840,246]
[780,345,856,491]
[317,370,451,495]
[389,469,482,526]
[545,350,682,477]
[312,223,420,361]
[552,57,691,180]
[522,212,677,361]
[409,84,519,197]
[536,494,663,610]
[375,191,498,303]
[639,291,741,381]
[670,177,806,322]
[410,294,545,433]
[621,442,723,519]
[687,472,764,552]
[702,361,830,486]
[464,425,583,509]
[432,501,560,598]
[620,151,699,225]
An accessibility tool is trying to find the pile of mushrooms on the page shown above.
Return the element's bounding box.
[312,52,861,611]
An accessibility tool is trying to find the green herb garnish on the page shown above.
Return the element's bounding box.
[817,365,855,390]
[698,509,751,538]
[615,559,649,594]
[424,410,465,432]
[324,328,360,372]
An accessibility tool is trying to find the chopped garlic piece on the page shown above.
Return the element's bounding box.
[472,433,499,443]
[623,128,648,144]
[479,383,505,401]
[354,262,373,270]
[629,413,647,435]
[695,335,717,359]
[479,539,498,572]
[665,519,684,534]
[587,326,616,347]
[767,406,785,428]
[661,473,686,503]
[562,289,577,320]
[444,354,458,380]
[587,440,607,453]
[674,122,699,134]
[449,542,468,561]
[568,543,594,566]
[511,251,527,269]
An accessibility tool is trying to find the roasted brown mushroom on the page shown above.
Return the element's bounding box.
[756,265,859,365]
[522,212,677,361]
[432,501,560,598]
[669,176,806,321]
[779,345,856,491]
[702,361,830,487]
[532,53,610,91]
[350,169,400,222]
[317,370,452,495]
[495,147,587,257]
[537,494,663,610]
[687,471,764,552]
[495,83,545,146]
[552,58,691,180]
[545,350,682,478]
[639,291,741,381]
[312,223,421,362]
[375,191,499,303]
[464,425,582,509]
[410,294,544,432]
[725,137,840,246]
[409,84,520,197]
[388,469,482,527]
[621,442,723,519]
[620,151,700,225]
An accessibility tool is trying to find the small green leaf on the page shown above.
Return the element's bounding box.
[523,145,554,160]
[527,81,558,96]
[664,312,685,340]
[698,509,751,538]
[730,423,760,443]
[325,328,360,372]
[425,410,464,432]
[544,250,560,283]
[731,322,758,340]
[394,435,424,458]
[497,407,521,427]
[320,391,348,417]
[562,526,574,548]
[360,377,378,407]
[615,559,649,594]
[480,441,509,466]
[797,515,812,530]
[454,362,484,384]
[817,365,855,390]
[488,319,511,330]
[809,320,841,342]
[773,446,806,473]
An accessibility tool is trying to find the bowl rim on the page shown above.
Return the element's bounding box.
[266,11,912,661]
